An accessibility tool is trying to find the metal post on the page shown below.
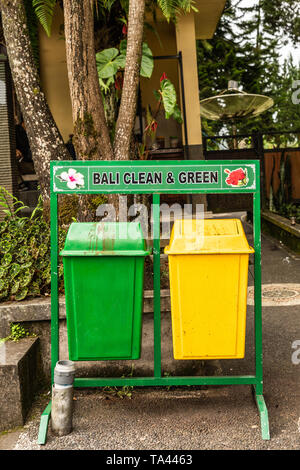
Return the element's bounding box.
[153,194,162,378]
[50,193,59,383]
[253,165,270,440]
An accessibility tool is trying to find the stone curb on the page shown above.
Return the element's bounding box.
[0,290,170,338]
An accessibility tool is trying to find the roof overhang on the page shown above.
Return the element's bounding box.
[194,0,226,39]
[145,1,226,39]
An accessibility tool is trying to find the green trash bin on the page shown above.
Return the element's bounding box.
[60,222,151,361]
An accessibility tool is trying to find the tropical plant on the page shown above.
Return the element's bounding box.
[0,0,71,205]
[0,187,66,302]
[32,0,56,37]
[268,151,292,213]
[151,0,197,23]
[139,73,183,158]
[32,0,197,35]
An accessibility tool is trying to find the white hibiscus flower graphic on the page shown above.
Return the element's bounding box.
[57,168,84,189]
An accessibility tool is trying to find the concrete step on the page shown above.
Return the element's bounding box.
[0,337,39,432]
[0,293,218,384]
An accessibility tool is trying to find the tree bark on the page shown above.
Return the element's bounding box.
[113,0,146,161]
[63,0,113,162]
[63,0,146,221]
[0,0,70,202]
[64,0,115,221]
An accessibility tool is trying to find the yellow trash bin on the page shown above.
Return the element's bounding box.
[165,219,254,360]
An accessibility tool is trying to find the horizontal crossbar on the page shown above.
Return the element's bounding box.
[74,375,258,388]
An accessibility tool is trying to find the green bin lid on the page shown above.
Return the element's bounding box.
[60,222,151,257]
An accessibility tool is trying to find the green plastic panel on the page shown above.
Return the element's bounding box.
[61,222,148,361]
[60,222,151,257]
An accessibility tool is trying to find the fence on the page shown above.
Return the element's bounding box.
[203,131,300,211]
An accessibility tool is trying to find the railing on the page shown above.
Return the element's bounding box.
[203,130,300,153]
[203,131,300,210]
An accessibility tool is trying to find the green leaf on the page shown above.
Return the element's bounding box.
[28,281,40,297]
[17,247,30,263]
[20,262,33,270]
[32,0,56,37]
[11,281,20,295]
[41,267,51,283]
[119,39,127,55]
[19,269,33,288]
[0,290,8,301]
[172,103,183,124]
[15,288,28,302]
[1,253,12,267]
[96,48,120,79]
[157,0,197,23]
[0,266,6,278]
[160,78,177,119]
[118,41,154,78]
[10,263,21,279]
[0,238,12,253]
[0,221,7,233]
[1,232,11,243]
[153,89,161,102]
[140,43,154,78]
[39,243,48,257]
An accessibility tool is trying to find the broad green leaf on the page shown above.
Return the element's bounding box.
[140,43,154,78]
[96,48,120,79]
[28,281,40,297]
[17,247,30,263]
[19,269,33,288]
[0,239,11,253]
[119,39,127,55]
[0,266,6,278]
[153,89,161,101]
[160,78,177,119]
[11,281,20,295]
[15,287,28,301]
[172,103,183,124]
[114,54,126,70]
[118,41,154,78]
[10,263,21,279]
[1,252,12,267]
[20,262,33,270]
[39,243,48,257]
[0,221,7,233]
[1,233,11,242]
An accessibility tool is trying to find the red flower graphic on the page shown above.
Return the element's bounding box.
[224,168,248,187]
[160,72,168,82]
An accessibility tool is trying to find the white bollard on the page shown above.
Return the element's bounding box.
[51,360,75,437]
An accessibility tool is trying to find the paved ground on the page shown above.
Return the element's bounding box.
[1,221,300,451]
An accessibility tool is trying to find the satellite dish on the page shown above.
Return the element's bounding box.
[200,81,274,121]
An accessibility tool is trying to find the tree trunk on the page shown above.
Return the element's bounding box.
[113,0,146,161]
[63,0,113,162]
[63,0,146,221]
[64,0,115,222]
[0,0,70,203]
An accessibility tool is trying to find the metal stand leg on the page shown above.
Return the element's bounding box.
[252,386,270,440]
[37,401,52,445]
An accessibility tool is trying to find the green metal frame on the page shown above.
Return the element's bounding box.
[38,159,269,444]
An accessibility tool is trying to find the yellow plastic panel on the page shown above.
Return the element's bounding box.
[165,219,254,255]
[165,219,253,360]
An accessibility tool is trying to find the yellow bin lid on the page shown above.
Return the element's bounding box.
[164,219,254,255]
